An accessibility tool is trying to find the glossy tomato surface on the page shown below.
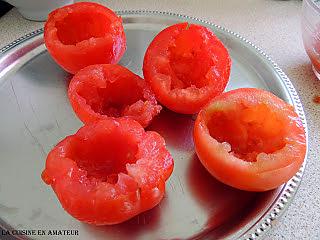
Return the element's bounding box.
[42,118,174,225]
[44,2,126,74]
[143,22,231,114]
[193,88,306,192]
[68,64,161,128]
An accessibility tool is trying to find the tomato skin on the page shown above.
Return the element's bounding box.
[42,118,173,225]
[143,22,231,114]
[44,2,126,74]
[193,88,306,192]
[68,64,162,128]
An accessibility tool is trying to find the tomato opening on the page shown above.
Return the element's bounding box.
[207,103,286,162]
[168,27,213,89]
[69,64,161,127]
[77,76,144,118]
[70,128,138,184]
[56,11,111,45]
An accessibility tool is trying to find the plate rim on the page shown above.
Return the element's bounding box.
[0,10,308,240]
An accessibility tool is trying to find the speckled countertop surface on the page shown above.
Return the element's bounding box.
[0,0,319,239]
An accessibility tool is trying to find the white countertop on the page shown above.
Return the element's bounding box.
[0,0,319,239]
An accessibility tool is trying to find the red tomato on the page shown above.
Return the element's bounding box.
[42,118,174,225]
[193,88,306,192]
[44,2,126,74]
[143,22,231,114]
[68,64,162,128]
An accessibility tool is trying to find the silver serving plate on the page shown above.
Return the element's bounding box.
[0,10,308,240]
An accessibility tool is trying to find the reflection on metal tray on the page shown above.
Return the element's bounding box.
[0,10,308,240]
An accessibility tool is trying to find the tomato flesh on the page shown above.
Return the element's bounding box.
[143,23,231,114]
[56,13,111,45]
[194,88,306,191]
[68,64,162,127]
[168,28,212,89]
[72,128,138,183]
[207,103,287,162]
[42,118,173,225]
[44,2,126,74]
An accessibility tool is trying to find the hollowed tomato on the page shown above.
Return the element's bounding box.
[68,64,162,128]
[44,2,126,74]
[143,22,231,114]
[193,88,306,191]
[42,118,174,225]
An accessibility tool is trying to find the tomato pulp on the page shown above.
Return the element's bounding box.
[143,22,231,114]
[68,64,162,128]
[193,88,306,191]
[44,2,126,74]
[42,118,174,225]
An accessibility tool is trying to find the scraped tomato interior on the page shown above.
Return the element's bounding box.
[71,129,138,184]
[207,103,286,162]
[168,27,213,89]
[77,75,144,118]
[69,64,161,127]
[56,12,111,45]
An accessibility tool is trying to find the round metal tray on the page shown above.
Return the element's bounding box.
[0,10,308,240]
